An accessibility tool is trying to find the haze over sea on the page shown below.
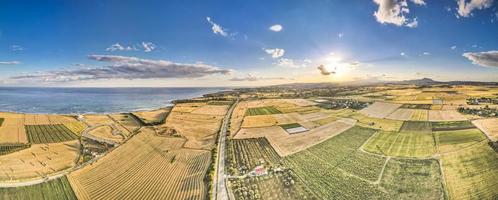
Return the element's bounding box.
[0,87,227,114]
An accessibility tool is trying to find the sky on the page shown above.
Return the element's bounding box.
[0,0,497,87]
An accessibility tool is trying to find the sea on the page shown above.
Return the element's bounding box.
[0,87,229,114]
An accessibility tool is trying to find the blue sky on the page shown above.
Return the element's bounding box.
[0,0,497,87]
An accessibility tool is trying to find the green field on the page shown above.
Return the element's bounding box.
[381,158,446,200]
[279,123,302,130]
[285,126,390,199]
[0,143,31,155]
[400,121,432,133]
[245,106,282,116]
[363,131,436,158]
[431,121,475,131]
[25,124,79,144]
[441,143,498,200]
[0,176,77,200]
[0,118,4,126]
[435,129,487,153]
[400,104,432,109]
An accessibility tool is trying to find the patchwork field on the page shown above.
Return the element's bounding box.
[386,108,414,121]
[0,141,80,181]
[25,125,79,144]
[400,121,432,133]
[360,102,401,118]
[432,121,475,131]
[441,143,498,200]
[235,118,356,156]
[164,103,225,149]
[472,118,498,141]
[347,112,403,132]
[0,176,77,200]
[284,126,389,199]
[68,128,210,200]
[410,109,429,121]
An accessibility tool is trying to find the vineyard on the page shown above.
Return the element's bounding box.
[62,121,86,135]
[25,124,78,144]
[0,176,76,200]
[284,126,390,199]
[0,143,30,155]
[68,129,210,200]
[227,138,282,175]
[245,106,282,116]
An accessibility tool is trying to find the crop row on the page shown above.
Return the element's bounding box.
[25,124,79,144]
[0,143,31,155]
[0,176,76,200]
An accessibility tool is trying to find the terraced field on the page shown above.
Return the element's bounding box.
[0,176,76,200]
[245,106,282,116]
[441,143,498,200]
[25,125,78,144]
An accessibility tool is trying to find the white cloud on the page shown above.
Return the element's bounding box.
[373,0,423,27]
[11,45,24,51]
[206,17,228,36]
[338,33,344,38]
[106,43,136,52]
[422,52,430,55]
[269,24,283,32]
[405,18,418,28]
[10,55,232,82]
[400,52,406,56]
[317,64,335,75]
[451,45,457,50]
[264,48,285,58]
[411,0,426,5]
[462,50,498,67]
[0,61,20,65]
[457,0,494,17]
[276,58,305,68]
[141,42,156,52]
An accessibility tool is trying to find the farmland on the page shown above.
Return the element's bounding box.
[0,118,3,126]
[360,102,401,118]
[226,138,282,175]
[441,143,498,200]
[68,128,210,200]
[431,121,475,131]
[131,107,170,125]
[434,129,487,153]
[0,176,76,200]
[0,141,80,181]
[245,106,282,116]
[25,125,79,144]
[362,130,436,158]
[400,121,432,133]
[472,118,498,141]
[0,143,30,155]
[380,158,445,199]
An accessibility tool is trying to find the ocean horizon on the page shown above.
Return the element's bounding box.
[0,87,229,114]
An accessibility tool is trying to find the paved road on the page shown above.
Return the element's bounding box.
[212,99,238,200]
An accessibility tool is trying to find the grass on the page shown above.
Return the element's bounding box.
[285,126,389,199]
[400,121,432,133]
[441,143,498,200]
[381,158,446,200]
[25,124,79,144]
[0,176,77,200]
[0,143,31,155]
[431,121,475,131]
[245,106,282,116]
[279,123,302,130]
[434,129,487,153]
